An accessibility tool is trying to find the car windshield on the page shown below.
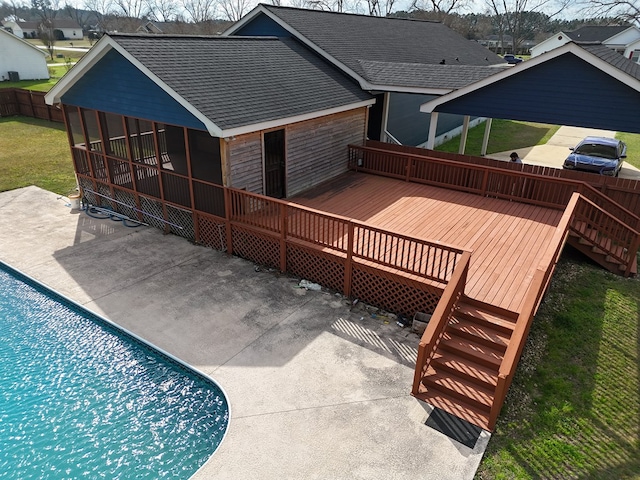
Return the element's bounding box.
[574,143,617,159]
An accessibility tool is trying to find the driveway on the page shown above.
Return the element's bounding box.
[490,125,640,180]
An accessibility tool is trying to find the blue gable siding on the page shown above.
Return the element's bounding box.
[61,49,207,130]
[233,13,292,37]
[437,53,640,133]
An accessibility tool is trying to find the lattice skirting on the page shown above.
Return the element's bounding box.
[167,204,195,241]
[197,213,227,251]
[140,196,166,230]
[352,262,442,318]
[113,188,138,220]
[231,225,280,269]
[287,243,345,292]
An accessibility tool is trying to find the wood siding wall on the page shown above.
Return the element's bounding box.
[228,132,264,194]
[227,107,367,198]
[286,108,367,197]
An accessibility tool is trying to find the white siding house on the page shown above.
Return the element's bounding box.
[0,29,49,81]
[531,26,640,63]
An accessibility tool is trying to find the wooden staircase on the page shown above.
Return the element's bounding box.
[567,220,637,276]
[413,298,518,431]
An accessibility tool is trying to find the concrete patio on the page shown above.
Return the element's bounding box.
[0,186,490,480]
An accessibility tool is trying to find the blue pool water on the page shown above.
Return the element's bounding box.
[0,263,229,479]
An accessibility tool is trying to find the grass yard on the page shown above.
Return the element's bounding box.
[436,119,560,156]
[477,250,640,479]
[0,116,76,195]
[618,132,640,170]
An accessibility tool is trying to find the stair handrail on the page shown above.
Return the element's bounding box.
[571,194,640,275]
[577,182,640,233]
[488,192,580,430]
[412,251,472,396]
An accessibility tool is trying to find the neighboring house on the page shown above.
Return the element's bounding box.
[0,28,49,81]
[45,34,374,213]
[2,20,39,38]
[2,19,82,40]
[224,5,508,147]
[531,25,640,62]
[52,19,83,40]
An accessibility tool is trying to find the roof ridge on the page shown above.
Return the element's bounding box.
[108,33,280,40]
[260,3,441,24]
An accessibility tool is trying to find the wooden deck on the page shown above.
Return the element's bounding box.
[293,171,564,313]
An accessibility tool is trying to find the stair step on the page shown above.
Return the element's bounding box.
[422,366,493,411]
[413,389,491,431]
[440,332,504,369]
[448,317,510,351]
[454,302,517,335]
[432,351,499,389]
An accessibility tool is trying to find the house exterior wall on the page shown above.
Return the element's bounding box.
[58,27,82,39]
[530,34,570,57]
[433,53,640,133]
[286,107,366,196]
[624,39,640,62]
[605,28,640,47]
[228,132,264,194]
[227,107,367,197]
[0,31,48,80]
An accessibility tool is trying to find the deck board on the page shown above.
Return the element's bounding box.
[292,172,564,313]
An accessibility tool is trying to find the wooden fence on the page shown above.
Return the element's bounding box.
[0,88,63,122]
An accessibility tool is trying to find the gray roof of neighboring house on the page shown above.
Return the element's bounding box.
[357,60,506,89]
[110,34,372,130]
[565,25,630,42]
[255,5,505,88]
[581,43,640,80]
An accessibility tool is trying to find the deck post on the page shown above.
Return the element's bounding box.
[624,235,640,277]
[480,118,492,156]
[280,203,287,272]
[224,188,233,255]
[344,222,355,297]
[458,116,470,154]
[425,112,439,150]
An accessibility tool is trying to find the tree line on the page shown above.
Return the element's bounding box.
[1,0,636,46]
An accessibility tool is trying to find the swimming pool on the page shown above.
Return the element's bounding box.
[0,262,229,479]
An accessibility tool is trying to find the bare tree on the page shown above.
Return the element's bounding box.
[409,0,470,20]
[217,0,252,21]
[485,0,570,54]
[183,0,217,22]
[365,0,398,16]
[579,0,640,25]
[113,0,148,18]
[146,0,179,21]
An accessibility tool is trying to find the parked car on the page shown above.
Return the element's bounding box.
[503,54,523,64]
[562,136,627,176]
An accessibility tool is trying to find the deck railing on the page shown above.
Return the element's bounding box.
[350,144,576,209]
[488,192,580,430]
[411,251,472,396]
[225,187,465,288]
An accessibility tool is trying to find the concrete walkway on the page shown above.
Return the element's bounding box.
[0,187,491,480]
[488,125,640,180]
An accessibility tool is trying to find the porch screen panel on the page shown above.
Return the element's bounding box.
[82,109,103,152]
[193,181,225,218]
[188,130,222,184]
[103,112,127,159]
[66,107,85,147]
[157,124,188,176]
[134,165,161,198]
[127,118,157,166]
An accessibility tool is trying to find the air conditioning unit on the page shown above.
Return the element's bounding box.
[8,71,19,82]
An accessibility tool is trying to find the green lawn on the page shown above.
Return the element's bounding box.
[0,116,76,195]
[618,132,640,170]
[436,119,560,156]
[477,251,640,479]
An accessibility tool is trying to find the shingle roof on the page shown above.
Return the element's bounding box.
[581,43,640,80]
[357,60,506,89]
[258,5,505,87]
[110,34,372,131]
[565,25,630,42]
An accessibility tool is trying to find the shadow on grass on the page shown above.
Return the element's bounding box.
[477,249,640,479]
